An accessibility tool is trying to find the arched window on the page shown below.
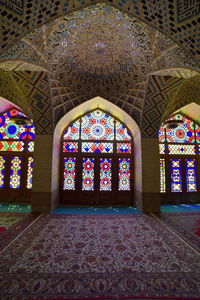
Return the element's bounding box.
[159,113,200,203]
[0,108,35,203]
[60,109,134,205]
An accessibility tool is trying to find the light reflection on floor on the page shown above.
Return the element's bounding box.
[52,206,140,214]
[161,204,200,212]
[0,203,200,214]
[0,204,31,213]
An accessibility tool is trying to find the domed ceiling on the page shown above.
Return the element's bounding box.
[0,3,199,134]
[46,4,153,95]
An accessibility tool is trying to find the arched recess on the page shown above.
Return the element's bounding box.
[1,1,199,63]
[149,67,200,79]
[52,96,142,207]
[159,102,200,204]
[0,69,33,118]
[0,99,35,203]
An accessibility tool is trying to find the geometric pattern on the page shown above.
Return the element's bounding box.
[12,71,53,134]
[0,0,24,15]
[0,3,199,132]
[142,76,183,137]
[177,0,200,23]
[162,75,200,122]
[0,0,199,63]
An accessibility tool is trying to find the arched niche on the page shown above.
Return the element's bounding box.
[51,96,142,208]
[0,98,35,203]
[159,102,200,204]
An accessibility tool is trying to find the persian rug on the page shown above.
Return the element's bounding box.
[0,212,39,251]
[0,214,200,299]
[156,212,200,252]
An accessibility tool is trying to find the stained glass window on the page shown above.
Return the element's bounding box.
[159,144,166,155]
[63,120,80,140]
[195,124,200,143]
[100,158,112,191]
[82,158,94,191]
[28,141,34,152]
[119,158,131,191]
[159,113,200,195]
[116,121,131,141]
[63,157,76,190]
[117,143,131,153]
[82,142,113,153]
[0,109,35,140]
[10,157,22,189]
[0,141,24,152]
[158,128,165,143]
[63,142,78,152]
[160,158,166,193]
[170,159,182,193]
[0,108,35,196]
[185,159,197,192]
[81,110,114,140]
[163,114,195,144]
[168,144,196,155]
[62,109,133,195]
[27,157,34,189]
[0,156,6,188]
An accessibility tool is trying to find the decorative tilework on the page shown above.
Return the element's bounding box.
[142,76,183,138]
[177,0,200,23]
[0,2,199,132]
[0,0,24,15]
[12,71,53,134]
[0,0,199,62]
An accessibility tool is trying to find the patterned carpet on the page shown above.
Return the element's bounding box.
[157,212,200,252]
[0,214,200,299]
[0,212,39,251]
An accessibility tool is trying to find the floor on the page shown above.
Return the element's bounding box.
[1,203,200,214]
[0,203,200,299]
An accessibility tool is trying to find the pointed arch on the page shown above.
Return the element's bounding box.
[51,96,142,207]
[0,100,35,203]
[159,103,200,203]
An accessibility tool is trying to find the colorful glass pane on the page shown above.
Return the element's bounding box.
[10,156,22,189]
[81,110,114,140]
[100,158,112,191]
[165,114,195,143]
[63,157,76,190]
[168,144,196,155]
[0,109,35,140]
[0,156,6,188]
[28,141,34,152]
[0,141,24,152]
[170,159,182,192]
[119,158,131,191]
[158,128,166,143]
[82,142,113,153]
[63,120,80,140]
[160,158,166,193]
[63,142,78,152]
[195,123,200,143]
[116,121,131,141]
[186,159,197,192]
[159,144,166,154]
[117,143,131,153]
[27,157,34,189]
[82,158,94,191]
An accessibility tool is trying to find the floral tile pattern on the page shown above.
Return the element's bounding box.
[157,211,200,252]
[0,214,200,299]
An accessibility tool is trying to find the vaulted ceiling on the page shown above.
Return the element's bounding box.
[0,1,199,136]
